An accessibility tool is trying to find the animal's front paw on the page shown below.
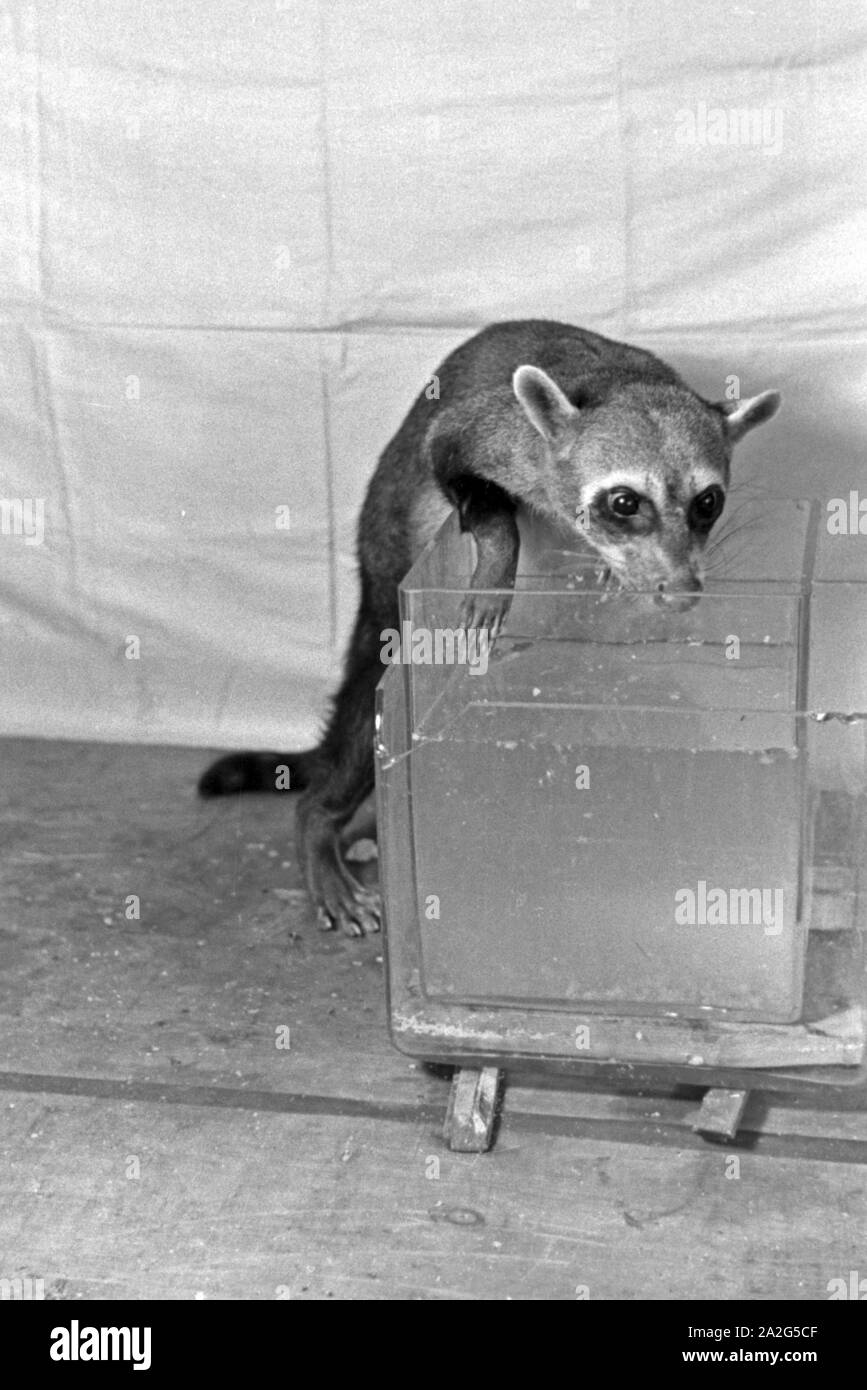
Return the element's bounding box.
[458,590,512,643]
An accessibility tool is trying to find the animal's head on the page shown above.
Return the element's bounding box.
[513,364,780,610]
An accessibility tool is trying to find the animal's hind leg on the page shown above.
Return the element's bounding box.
[296,625,385,936]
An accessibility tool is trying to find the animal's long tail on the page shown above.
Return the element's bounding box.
[198,749,320,797]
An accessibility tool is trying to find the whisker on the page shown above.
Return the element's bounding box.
[703,540,757,576]
[704,516,766,561]
[707,522,761,553]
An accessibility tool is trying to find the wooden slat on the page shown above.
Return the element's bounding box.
[392,1003,866,1069]
[2,1092,865,1301]
[505,1081,867,1143]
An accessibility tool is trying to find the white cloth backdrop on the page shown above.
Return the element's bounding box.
[0,0,864,748]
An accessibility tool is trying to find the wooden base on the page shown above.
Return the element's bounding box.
[691,1087,750,1140]
[447,1070,761,1149]
[443,1066,503,1152]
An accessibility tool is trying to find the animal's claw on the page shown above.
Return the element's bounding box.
[313,881,382,937]
[458,591,512,644]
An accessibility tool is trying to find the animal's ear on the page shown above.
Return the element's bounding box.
[718,390,781,444]
[513,365,579,441]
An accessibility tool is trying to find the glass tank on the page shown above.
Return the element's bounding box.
[376,500,866,1079]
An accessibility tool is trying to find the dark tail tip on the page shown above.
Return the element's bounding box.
[198,751,314,797]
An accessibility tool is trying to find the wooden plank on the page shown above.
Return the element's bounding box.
[0,738,436,1109]
[505,1081,867,1144]
[392,1003,866,1070]
[1,734,866,1303]
[1,1091,864,1301]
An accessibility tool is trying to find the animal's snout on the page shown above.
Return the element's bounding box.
[654,574,702,612]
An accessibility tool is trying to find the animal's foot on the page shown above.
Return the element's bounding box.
[298,795,381,936]
[312,868,382,937]
[458,590,511,643]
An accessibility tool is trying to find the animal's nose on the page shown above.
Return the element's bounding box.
[654,577,702,612]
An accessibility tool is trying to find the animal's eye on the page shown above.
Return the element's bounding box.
[608,489,641,518]
[691,486,725,526]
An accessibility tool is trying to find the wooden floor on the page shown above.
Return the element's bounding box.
[1,737,865,1300]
